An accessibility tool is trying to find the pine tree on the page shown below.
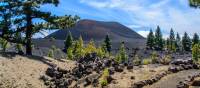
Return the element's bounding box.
[64,31,73,52]
[166,38,170,50]
[85,39,96,54]
[146,29,155,49]
[189,0,200,8]
[169,28,175,51]
[75,36,85,58]
[104,35,111,53]
[182,32,192,51]
[0,0,79,55]
[192,33,199,47]
[175,33,182,51]
[115,42,128,63]
[154,26,164,50]
[192,44,200,62]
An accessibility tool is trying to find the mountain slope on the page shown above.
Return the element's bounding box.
[46,19,145,41]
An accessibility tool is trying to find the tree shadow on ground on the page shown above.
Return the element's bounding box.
[0,52,57,68]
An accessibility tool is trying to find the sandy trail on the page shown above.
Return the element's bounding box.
[144,69,200,88]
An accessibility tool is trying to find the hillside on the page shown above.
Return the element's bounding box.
[43,19,146,49]
[46,19,145,40]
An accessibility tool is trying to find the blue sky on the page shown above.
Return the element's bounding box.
[41,0,200,38]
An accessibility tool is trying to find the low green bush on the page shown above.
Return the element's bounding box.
[99,68,109,87]
[142,59,152,65]
[48,49,54,58]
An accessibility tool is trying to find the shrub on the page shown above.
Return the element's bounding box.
[0,38,10,52]
[192,44,200,62]
[99,68,109,87]
[115,53,122,63]
[96,46,106,58]
[133,55,141,65]
[151,51,158,64]
[160,55,172,65]
[48,49,54,58]
[100,79,108,86]
[16,44,24,54]
[85,39,96,54]
[142,59,152,65]
[51,45,57,52]
[67,47,74,60]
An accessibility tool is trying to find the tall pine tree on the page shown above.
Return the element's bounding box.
[169,28,175,51]
[192,33,199,47]
[104,34,111,53]
[166,38,170,50]
[64,31,73,52]
[116,42,128,63]
[175,32,182,51]
[75,36,85,58]
[182,32,192,51]
[146,29,155,49]
[0,0,79,55]
[154,26,164,50]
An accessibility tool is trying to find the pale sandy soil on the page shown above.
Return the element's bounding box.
[108,65,169,88]
[0,53,75,88]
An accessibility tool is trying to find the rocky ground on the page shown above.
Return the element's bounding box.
[1,52,200,88]
[144,69,200,88]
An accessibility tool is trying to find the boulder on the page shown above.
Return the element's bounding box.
[131,81,145,88]
[130,76,135,80]
[168,66,178,73]
[107,76,114,83]
[177,82,189,88]
[192,80,200,86]
[114,65,123,72]
[46,67,56,77]
[108,67,115,75]
[103,59,112,67]
[57,67,68,74]
[84,77,92,87]
[40,75,49,82]
[193,64,199,69]
[127,64,134,70]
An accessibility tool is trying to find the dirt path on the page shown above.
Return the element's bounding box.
[144,69,200,88]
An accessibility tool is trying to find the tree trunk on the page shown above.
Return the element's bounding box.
[26,29,32,55]
[26,13,32,55]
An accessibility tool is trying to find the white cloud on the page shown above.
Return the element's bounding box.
[80,0,200,36]
[137,30,149,38]
[80,0,124,8]
[137,30,168,39]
